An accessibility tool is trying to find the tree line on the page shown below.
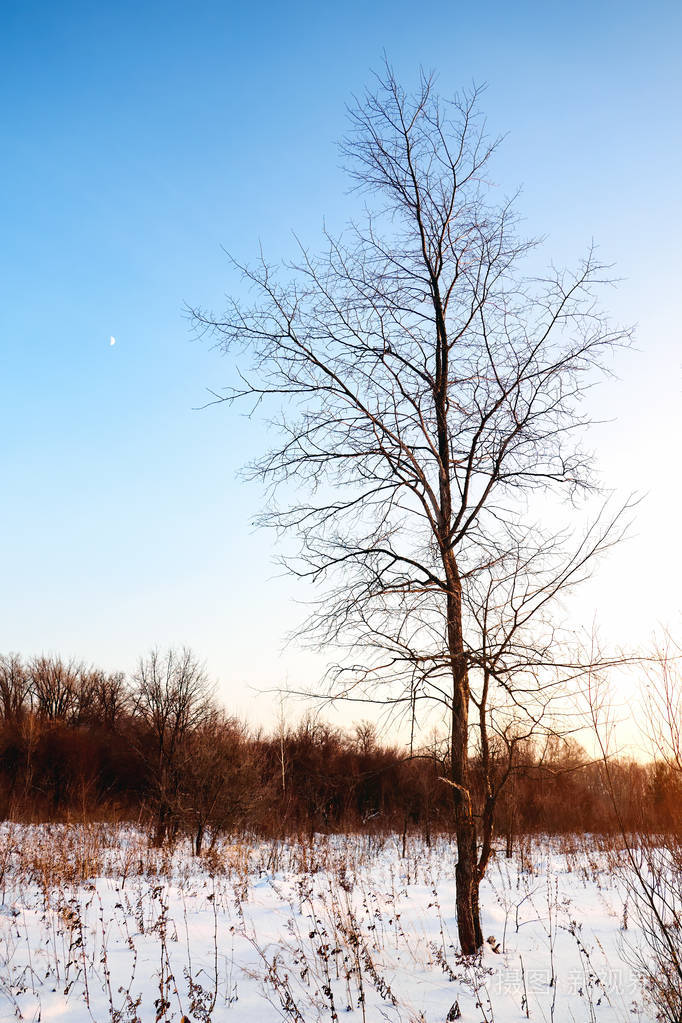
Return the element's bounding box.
[0,649,677,853]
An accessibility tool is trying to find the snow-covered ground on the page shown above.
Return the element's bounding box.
[0,824,655,1022]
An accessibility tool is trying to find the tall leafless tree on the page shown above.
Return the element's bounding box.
[192,65,631,953]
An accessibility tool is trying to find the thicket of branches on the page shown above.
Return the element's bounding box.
[0,651,676,852]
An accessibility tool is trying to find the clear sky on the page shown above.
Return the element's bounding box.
[2,0,681,728]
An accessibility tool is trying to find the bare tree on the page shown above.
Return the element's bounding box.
[29,655,81,722]
[0,654,30,723]
[89,669,129,731]
[181,712,260,855]
[26,656,115,727]
[641,632,682,779]
[131,647,213,845]
[192,65,630,952]
[462,510,629,868]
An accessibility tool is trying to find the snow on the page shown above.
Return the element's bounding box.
[0,825,655,1022]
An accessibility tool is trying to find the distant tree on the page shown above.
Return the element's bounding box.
[194,64,631,952]
[131,647,213,844]
[0,653,30,722]
[180,713,260,854]
[29,655,80,722]
[88,669,129,731]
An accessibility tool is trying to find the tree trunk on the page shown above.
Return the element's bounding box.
[451,749,482,952]
[454,818,480,953]
[154,807,167,847]
[504,771,517,858]
[442,532,483,955]
[478,794,496,879]
[471,861,483,948]
[195,821,204,857]
[449,643,482,953]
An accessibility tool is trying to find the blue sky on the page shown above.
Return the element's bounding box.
[2,0,681,725]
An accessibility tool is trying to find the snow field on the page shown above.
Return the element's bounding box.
[0,825,654,1022]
